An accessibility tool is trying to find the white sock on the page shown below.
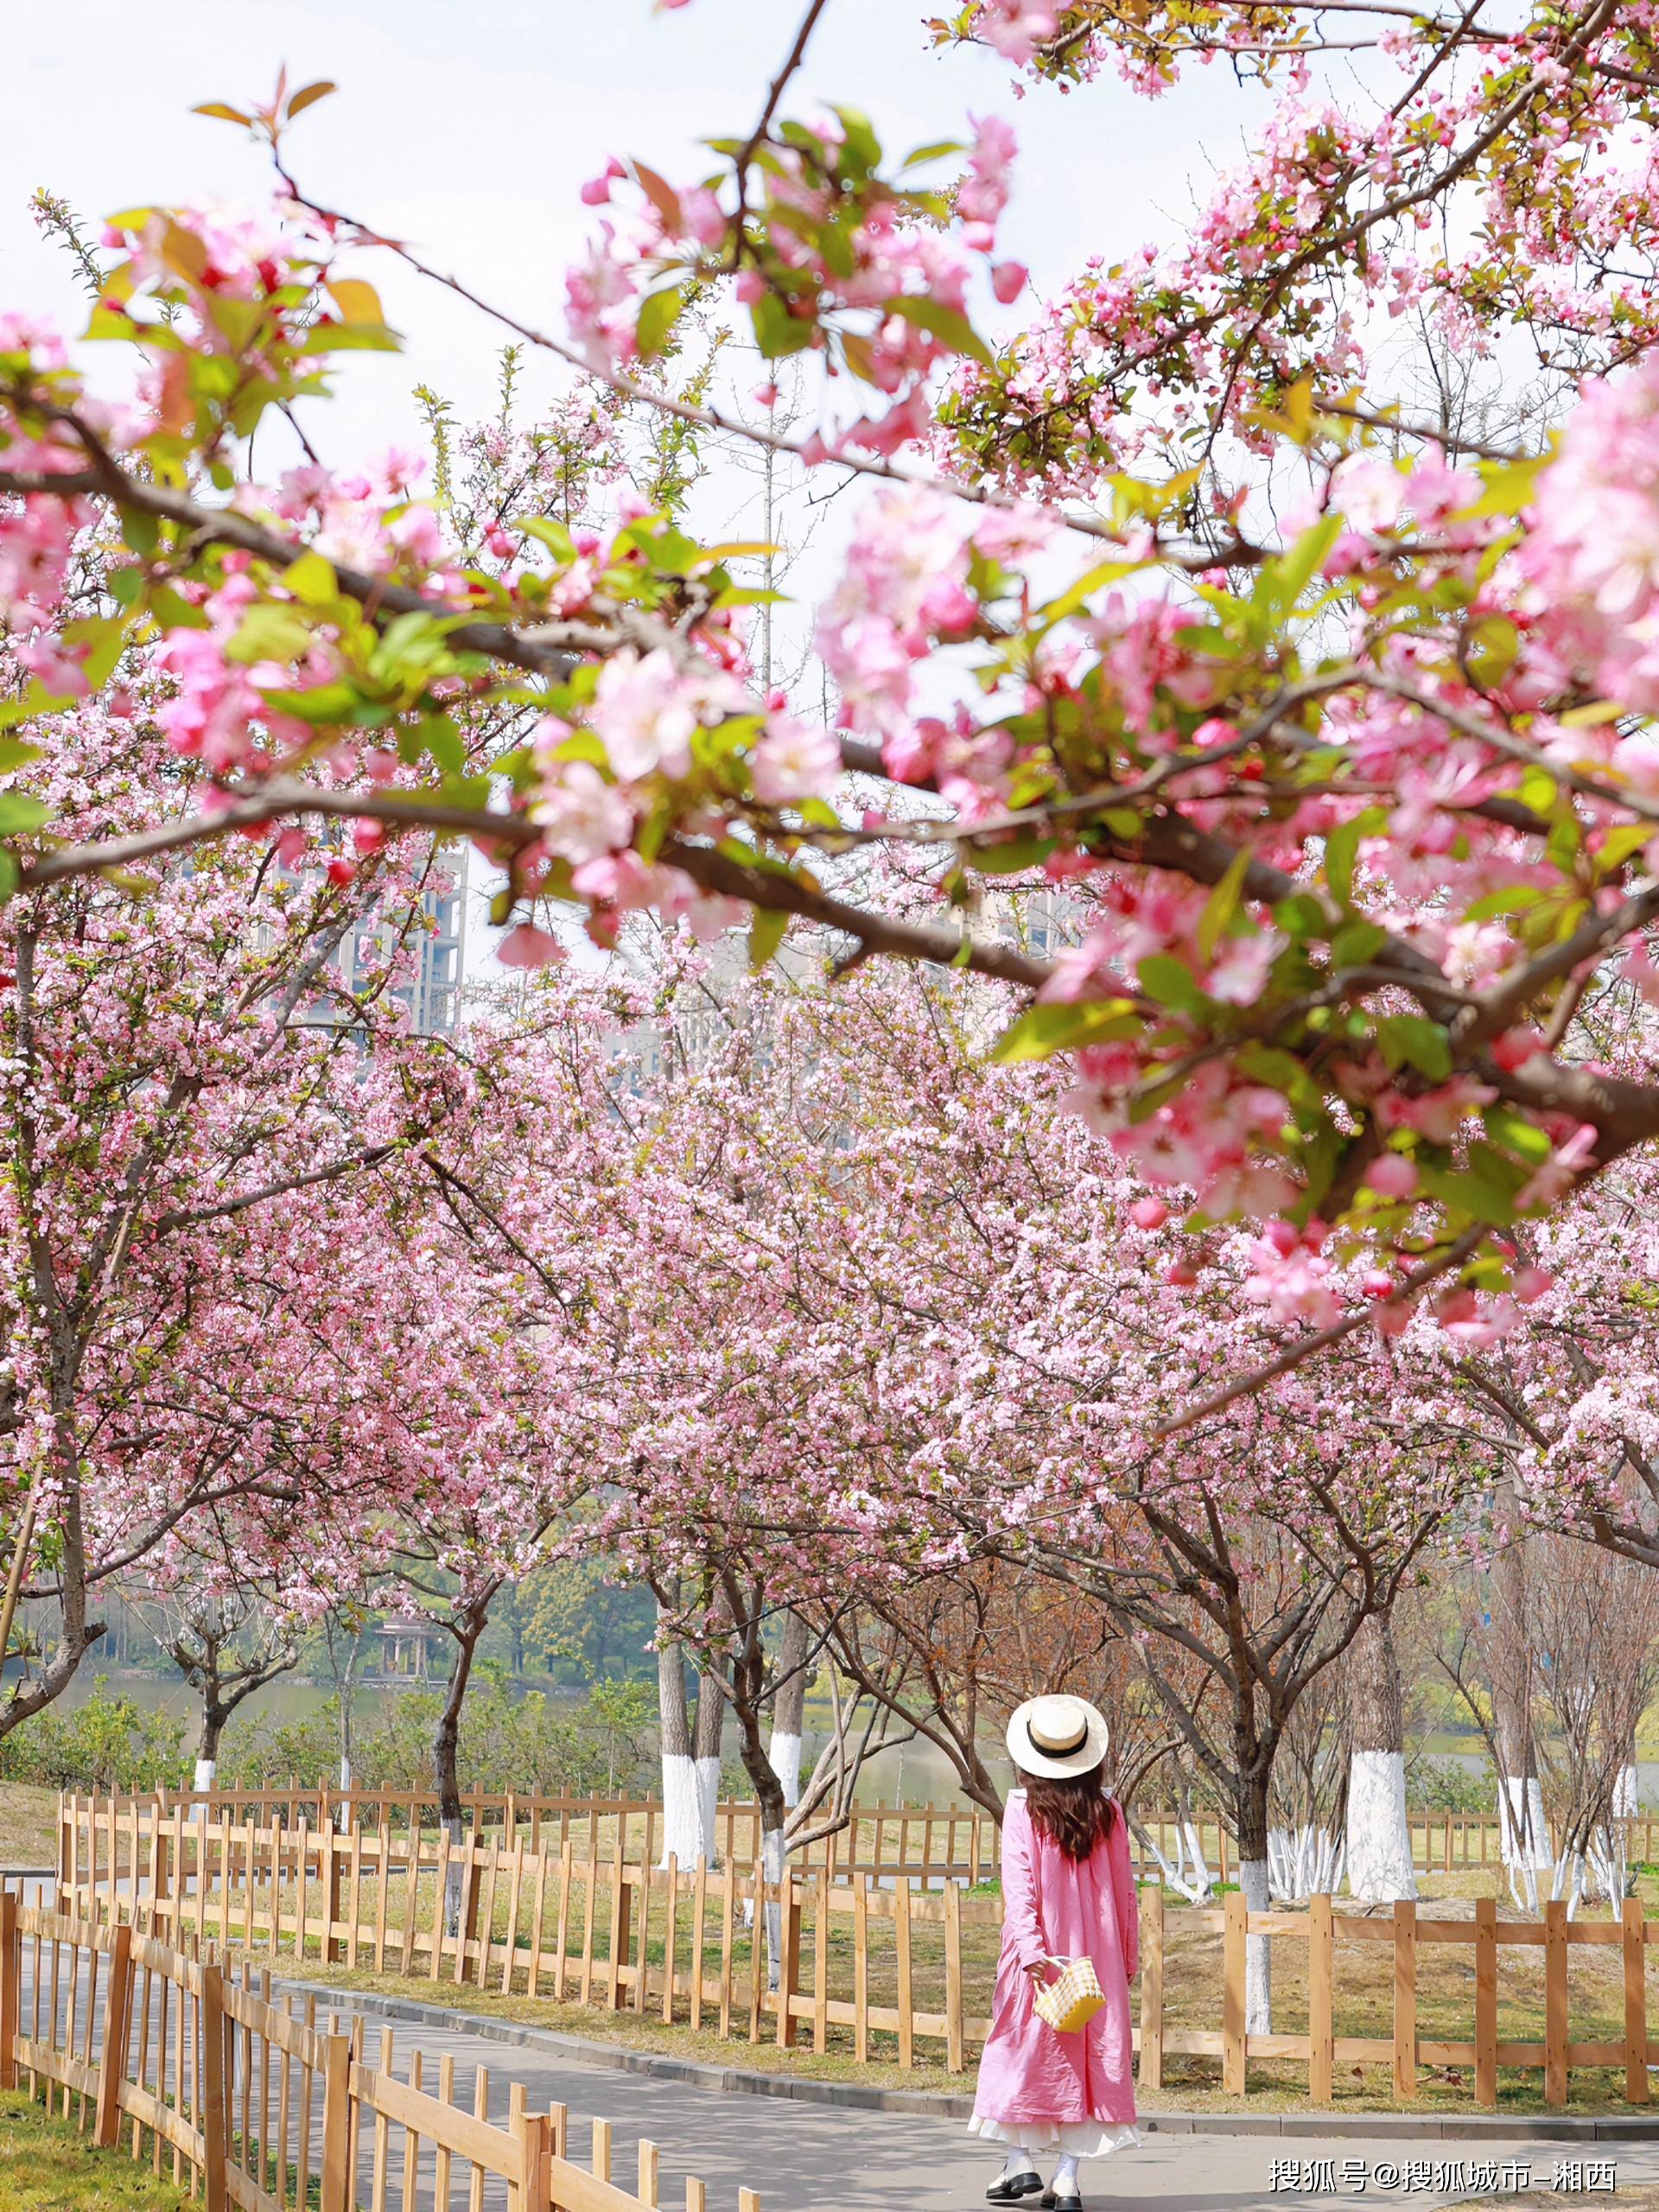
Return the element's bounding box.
[1052,2153,1081,2196]
[1001,2145,1040,2180]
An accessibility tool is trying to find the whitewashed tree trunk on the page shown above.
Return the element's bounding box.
[768,1610,810,1811]
[1500,1774,1553,1868]
[1497,1776,1548,1910]
[694,1656,724,1866]
[1347,1752,1415,1902]
[1269,1824,1344,1902]
[1139,1821,1213,1903]
[193,1756,216,1793]
[1239,1856,1272,2036]
[1344,1613,1417,1904]
[657,1616,704,1869]
[1614,1764,1640,1817]
[763,1821,786,1990]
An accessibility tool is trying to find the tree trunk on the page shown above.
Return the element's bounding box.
[1344,1611,1417,1904]
[1614,1726,1639,1819]
[1237,1778,1272,2037]
[434,1615,483,1933]
[694,1656,724,1865]
[657,1620,702,1868]
[1490,1515,1551,1883]
[195,1701,226,1794]
[767,1611,810,1810]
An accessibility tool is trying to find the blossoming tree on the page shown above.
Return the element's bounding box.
[3,0,1659,1407]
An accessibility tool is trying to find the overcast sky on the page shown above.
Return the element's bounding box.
[3,0,1263,976]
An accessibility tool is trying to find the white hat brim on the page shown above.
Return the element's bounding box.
[1006,1697,1110,1780]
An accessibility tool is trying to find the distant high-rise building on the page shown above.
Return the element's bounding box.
[344,850,467,1035]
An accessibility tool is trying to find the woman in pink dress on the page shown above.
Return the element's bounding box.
[970,1695,1139,2212]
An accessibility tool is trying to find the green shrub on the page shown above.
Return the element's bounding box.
[0,1680,185,1791]
[218,1673,658,1796]
[1409,1754,1494,1814]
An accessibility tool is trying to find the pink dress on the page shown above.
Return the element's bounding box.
[969,1789,1140,2159]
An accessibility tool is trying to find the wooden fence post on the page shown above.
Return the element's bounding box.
[200,1959,228,2212]
[1308,1893,1333,2103]
[318,2031,353,2212]
[1392,1899,1417,2102]
[1544,1898,1568,2108]
[0,1890,17,2092]
[1222,1889,1246,2094]
[324,1827,344,1966]
[93,1922,134,2147]
[1474,1896,1497,2108]
[611,1853,632,2012]
[944,1877,963,2074]
[512,2107,552,2212]
[1624,1895,1649,2104]
[775,1874,802,2050]
[1139,1885,1163,2093]
[893,1874,914,2070]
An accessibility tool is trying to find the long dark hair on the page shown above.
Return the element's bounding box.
[1020,1764,1118,1861]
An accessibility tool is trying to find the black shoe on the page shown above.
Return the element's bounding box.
[987,2177,1044,2203]
[1040,2197,1083,2212]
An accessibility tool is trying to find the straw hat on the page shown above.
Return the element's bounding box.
[1005,1693,1110,1780]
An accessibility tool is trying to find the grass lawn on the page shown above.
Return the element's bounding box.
[0,1784,58,1867]
[0,2091,188,2210]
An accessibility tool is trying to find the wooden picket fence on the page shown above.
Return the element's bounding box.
[63,1792,998,2073]
[106,1789,1659,1889]
[0,1888,759,2209]
[54,1791,1659,2108]
[100,1785,1001,1884]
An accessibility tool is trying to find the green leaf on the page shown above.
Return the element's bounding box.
[881,296,994,370]
[899,139,966,173]
[0,680,77,733]
[0,792,50,836]
[1196,846,1252,965]
[1465,885,1543,921]
[0,741,42,775]
[748,907,788,972]
[518,517,577,563]
[972,834,1055,876]
[990,998,1142,1065]
[1274,891,1329,940]
[1376,1013,1452,1082]
[1135,955,1211,1017]
[1255,515,1341,626]
[636,284,687,362]
[226,603,315,665]
[1481,1104,1552,1164]
[830,106,882,177]
[1329,918,1388,968]
[254,681,361,726]
[1464,614,1520,689]
[1450,456,1545,524]
[1235,1040,1323,1116]
[1595,823,1650,877]
[297,321,402,355]
[750,291,816,359]
[1323,807,1384,908]
[283,550,338,607]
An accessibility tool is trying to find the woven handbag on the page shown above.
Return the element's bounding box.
[1032,1954,1106,2035]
